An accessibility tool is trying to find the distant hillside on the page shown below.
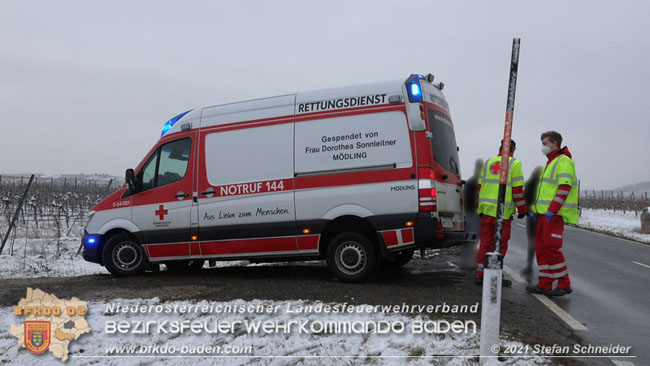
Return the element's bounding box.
[613,181,650,192]
[0,173,121,184]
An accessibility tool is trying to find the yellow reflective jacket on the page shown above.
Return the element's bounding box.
[531,154,579,224]
[477,155,525,219]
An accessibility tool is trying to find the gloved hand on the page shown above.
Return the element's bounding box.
[528,212,537,224]
[517,213,526,219]
[545,211,555,222]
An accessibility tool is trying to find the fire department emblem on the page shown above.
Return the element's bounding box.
[24,321,51,354]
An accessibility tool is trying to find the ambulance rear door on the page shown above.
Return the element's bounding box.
[419,80,464,231]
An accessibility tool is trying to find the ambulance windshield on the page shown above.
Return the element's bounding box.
[428,109,459,175]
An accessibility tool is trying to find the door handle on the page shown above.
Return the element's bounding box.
[200,187,216,197]
[175,192,190,199]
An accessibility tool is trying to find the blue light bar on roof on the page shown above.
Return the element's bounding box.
[161,110,193,137]
[405,74,424,103]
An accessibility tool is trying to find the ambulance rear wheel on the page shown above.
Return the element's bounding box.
[326,232,378,283]
[102,233,148,277]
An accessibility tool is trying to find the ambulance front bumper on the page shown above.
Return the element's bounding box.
[81,230,103,264]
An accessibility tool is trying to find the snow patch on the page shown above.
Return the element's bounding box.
[577,209,650,243]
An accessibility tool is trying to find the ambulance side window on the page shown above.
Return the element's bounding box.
[157,138,191,186]
[134,138,191,193]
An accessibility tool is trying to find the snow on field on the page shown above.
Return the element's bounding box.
[577,208,650,243]
[0,221,110,278]
[0,297,551,366]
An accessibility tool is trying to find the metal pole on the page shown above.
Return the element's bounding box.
[493,38,520,255]
[480,38,520,363]
[578,180,581,217]
[0,174,35,255]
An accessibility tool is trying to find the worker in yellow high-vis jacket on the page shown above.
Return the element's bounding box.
[475,140,527,287]
[527,131,578,297]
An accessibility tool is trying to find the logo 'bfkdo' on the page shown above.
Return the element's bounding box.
[10,288,90,362]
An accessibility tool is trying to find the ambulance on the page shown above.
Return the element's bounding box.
[82,74,474,282]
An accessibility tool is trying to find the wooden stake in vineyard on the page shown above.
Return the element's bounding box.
[0,175,35,255]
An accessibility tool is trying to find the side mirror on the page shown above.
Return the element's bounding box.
[125,169,137,193]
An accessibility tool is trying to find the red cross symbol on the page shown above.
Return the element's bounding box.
[155,205,168,220]
[489,161,501,175]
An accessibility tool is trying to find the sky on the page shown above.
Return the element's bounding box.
[1,0,649,190]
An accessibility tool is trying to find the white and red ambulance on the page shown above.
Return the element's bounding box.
[82,74,474,282]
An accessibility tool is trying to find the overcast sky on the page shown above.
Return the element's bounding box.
[1,0,649,190]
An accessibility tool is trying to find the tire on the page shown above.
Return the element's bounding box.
[326,232,378,283]
[165,259,205,272]
[102,233,148,277]
[383,249,414,269]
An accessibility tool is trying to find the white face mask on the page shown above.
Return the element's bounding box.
[541,145,552,155]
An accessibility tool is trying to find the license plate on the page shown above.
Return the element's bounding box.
[441,217,453,228]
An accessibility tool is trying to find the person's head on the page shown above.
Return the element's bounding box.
[540,131,562,154]
[499,139,516,154]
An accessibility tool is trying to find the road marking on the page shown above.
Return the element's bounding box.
[533,294,588,331]
[611,360,636,366]
[503,265,526,284]
[632,261,650,270]
[514,222,526,228]
[504,265,588,331]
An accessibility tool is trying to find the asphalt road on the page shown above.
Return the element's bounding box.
[506,222,650,365]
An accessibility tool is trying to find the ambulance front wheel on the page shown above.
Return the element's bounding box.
[326,232,378,283]
[102,233,148,277]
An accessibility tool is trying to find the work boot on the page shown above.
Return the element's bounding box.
[526,285,550,295]
[549,288,572,297]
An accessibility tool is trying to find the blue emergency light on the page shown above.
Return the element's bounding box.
[161,110,193,137]
[405,74,424,103]
[86,237,97,245]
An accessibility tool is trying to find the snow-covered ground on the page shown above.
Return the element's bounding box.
[0,220,110,278]
[577,208,650,243]
[0,297,550,366]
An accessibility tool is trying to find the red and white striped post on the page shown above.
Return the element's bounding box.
[480,38,520,363]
